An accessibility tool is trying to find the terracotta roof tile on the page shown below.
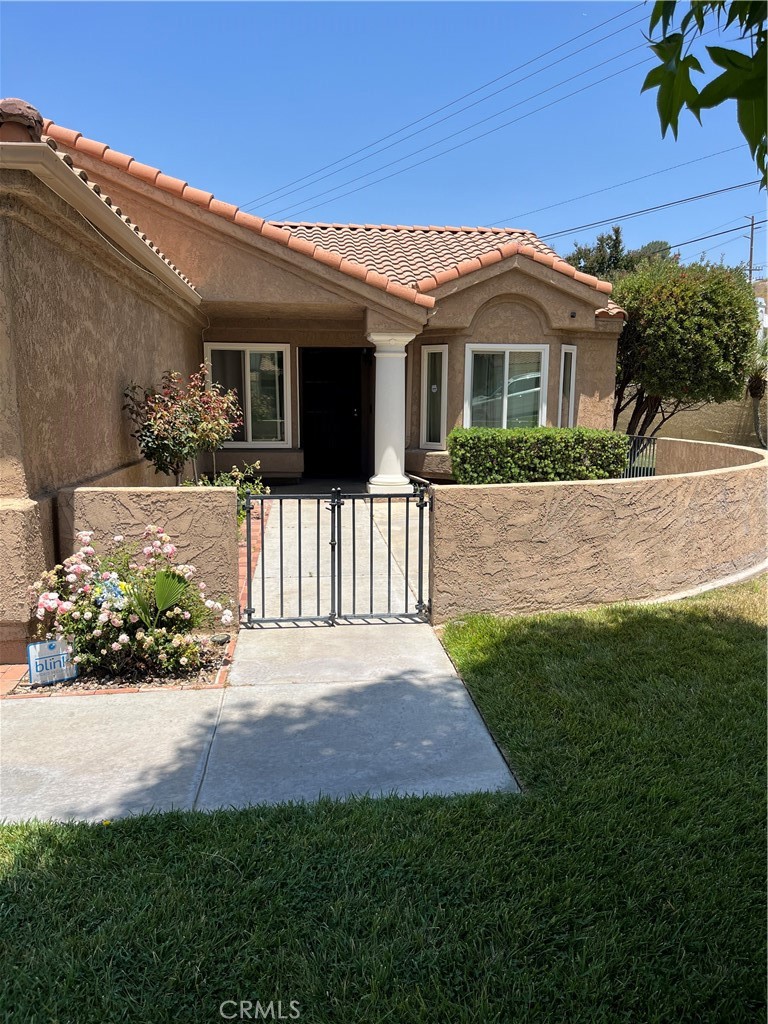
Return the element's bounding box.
[41,135,197,293]
[41,118,623,316]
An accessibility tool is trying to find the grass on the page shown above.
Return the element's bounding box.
[1,579,765,1023]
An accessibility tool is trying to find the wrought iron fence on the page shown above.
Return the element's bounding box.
[241,485,430,625]
[621,434,658,478]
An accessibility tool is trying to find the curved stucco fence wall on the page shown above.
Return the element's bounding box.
[429,439,768,624]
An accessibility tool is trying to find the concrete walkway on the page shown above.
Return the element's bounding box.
[0,622,516,822]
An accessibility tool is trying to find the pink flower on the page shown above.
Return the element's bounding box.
[198,582,206,591]
[161,543,176,557]
[143,546,154,557]
[111,642,121,651]
[118,633,129,644]
[183,611,191,620]
[129,614,139,624]
[102,572,111,581]
[66,574,77,584]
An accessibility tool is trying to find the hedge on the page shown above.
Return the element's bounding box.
[447,427,632,484]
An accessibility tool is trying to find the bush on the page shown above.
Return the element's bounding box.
[447,427,631,484]
[183,462,269,523]
[30,527,235,679]
[124,364,243,484]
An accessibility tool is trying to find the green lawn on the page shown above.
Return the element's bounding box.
[1,579,765,1023]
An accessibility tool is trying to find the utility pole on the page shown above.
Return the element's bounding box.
[746,214,755,283]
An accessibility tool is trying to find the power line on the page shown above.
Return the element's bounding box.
[243,10,648,213]
[239,2,645,210]
[269,21,732,223]
[269,55,655,222]
[648,219,767,256]
[486,146,746,226]
[541,182,762,241]
[267,43,653,220]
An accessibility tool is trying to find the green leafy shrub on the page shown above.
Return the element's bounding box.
[31,527,234,679]
[183,462,269,523]
[447,427,631,484]
[124,364,242,484]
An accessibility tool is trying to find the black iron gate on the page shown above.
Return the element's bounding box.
[241,485,430,625]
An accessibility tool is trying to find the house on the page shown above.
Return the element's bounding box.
[0,97,625,658]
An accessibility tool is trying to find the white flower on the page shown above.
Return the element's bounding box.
[179,656,188,665]
[83,611,92,620]
[220,609,234,626]
[204,599,215,609]
[118,633,129,645]
[113,535,124,543]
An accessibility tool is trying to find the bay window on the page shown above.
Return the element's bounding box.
[205,343,291,447]
[464,345,548,429]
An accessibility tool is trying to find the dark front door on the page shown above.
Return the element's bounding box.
[301,348,368,478]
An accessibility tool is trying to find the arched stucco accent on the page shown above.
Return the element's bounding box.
[468,292,555,340]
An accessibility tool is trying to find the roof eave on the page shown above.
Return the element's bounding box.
[0,142,201,306]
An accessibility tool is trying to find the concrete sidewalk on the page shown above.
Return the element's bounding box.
[0,623,516,823]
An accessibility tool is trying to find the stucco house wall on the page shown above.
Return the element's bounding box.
[52,141,625,484]
[0,167,203,661]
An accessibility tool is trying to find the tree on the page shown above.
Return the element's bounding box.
[643,1,767,187]
[613,259,759,436]
[564,225,672,281]
[124,364,242,484]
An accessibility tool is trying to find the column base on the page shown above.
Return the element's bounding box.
[367,474,413,495]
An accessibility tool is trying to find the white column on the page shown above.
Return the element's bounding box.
[367,331,416,494]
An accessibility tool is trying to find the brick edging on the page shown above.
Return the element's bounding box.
[1,505,268,700]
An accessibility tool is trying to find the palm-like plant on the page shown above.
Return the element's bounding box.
[746,333,768,449]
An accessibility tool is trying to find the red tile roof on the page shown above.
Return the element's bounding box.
[42,136,197,292]
[41,119,622,316]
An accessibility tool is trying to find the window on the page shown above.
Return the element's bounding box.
[558,345,577,428]
[420,345,448,448]
[205,343,291,447]
[464,345,548,429]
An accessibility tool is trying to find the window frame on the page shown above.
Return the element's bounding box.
[558,344,577,428]
[463,344,549,429]
[204,342,292,448]
[420,344,449,450]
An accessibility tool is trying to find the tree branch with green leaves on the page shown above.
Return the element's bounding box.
[643,1,766,187]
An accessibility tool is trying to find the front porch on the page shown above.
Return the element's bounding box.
[203,315,422,494]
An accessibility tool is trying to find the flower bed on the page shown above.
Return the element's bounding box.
[29,525,234,688]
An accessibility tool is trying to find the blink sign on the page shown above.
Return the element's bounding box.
[27,639,77,686]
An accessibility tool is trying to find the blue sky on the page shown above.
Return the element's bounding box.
[1,1,765,267]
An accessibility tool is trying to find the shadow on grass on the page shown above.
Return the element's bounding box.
[0,589,765,1023]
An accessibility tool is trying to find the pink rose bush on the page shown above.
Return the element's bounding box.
[30,526,234,678]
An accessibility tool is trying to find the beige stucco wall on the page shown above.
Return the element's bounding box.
[57,486,239,615]
[0,170,204,661]
[648,395,768,449]
[430,439,768,623]
[1,173,203,500]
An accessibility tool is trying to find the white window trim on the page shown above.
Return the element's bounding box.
[204,342,292,448]
[420,344,449,449]
[558,345,577,428]
[463,344,549,428]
